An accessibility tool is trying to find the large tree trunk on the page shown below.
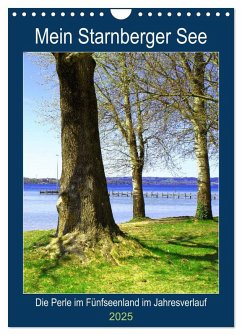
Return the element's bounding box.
[194,126,213,220]
[53,53,121,243]
[132,165,145,218]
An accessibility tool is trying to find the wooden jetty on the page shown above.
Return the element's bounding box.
[40,189,218,200]
[108,191,218,200]
[40,190,59,195]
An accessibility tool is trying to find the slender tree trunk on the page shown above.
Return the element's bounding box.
[132,165,145,218]
[120,53,146,219]
[53,53,121,241]
[191,53,213,220]
[194,126,213,219]
[128,135,145,219]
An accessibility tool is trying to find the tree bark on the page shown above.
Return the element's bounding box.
[194,126,213,219]
[132,165,145,218]
[53,53,121,241]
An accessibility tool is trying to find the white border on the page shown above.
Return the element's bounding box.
[1,1,241,335]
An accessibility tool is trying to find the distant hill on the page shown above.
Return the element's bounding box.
[107,177,219,186]
[24,177,58,185]
[24,177,219,186]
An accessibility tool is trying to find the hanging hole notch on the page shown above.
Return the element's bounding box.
[110,9,132,20]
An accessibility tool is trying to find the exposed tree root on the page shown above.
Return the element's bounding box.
[43,230,154,265]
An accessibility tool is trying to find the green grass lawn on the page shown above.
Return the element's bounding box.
[24,217,218,294]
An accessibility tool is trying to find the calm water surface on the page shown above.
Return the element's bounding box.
[24,183,219,231]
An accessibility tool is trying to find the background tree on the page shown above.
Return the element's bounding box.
[95,52,173,218]
[142,52,218,219]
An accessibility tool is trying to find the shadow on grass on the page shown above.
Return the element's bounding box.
[24,232,56,251]
[134,234,218,263]
[37,238,67,287]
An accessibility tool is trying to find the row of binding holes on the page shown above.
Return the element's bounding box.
[12,11,104,17]
[138,11,230,17]
[12,11,230,17]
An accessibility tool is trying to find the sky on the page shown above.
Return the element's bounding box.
[23,53,219,179]
[23,54,61,179]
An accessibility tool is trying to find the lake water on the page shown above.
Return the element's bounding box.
[23,183,219,231]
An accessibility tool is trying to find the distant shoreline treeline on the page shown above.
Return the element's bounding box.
[24,177,219,186]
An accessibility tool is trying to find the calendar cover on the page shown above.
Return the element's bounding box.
[8,8,234,327]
